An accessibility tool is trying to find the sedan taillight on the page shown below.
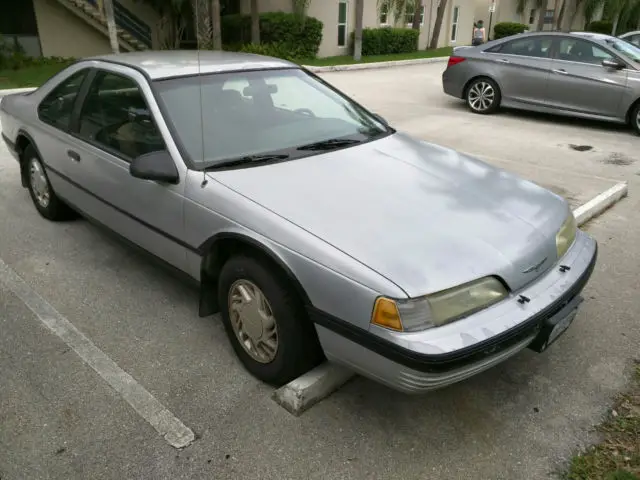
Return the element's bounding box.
[447,56,466,68]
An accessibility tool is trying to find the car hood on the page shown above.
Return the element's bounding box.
[210,133,568,297]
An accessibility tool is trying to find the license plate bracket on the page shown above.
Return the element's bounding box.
[528,295,583,353]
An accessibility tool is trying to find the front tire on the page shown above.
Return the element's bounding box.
[218,254,324,386]
[24,145,74,221]
[465,77,501,114]
[631,102,640,135]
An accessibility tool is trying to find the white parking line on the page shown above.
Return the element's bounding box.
[0,257,195,449]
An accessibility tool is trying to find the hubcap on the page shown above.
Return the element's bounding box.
[228,280,278,363]
[636,109,640,130]
[468,82,495,112]
[29,158,50,208]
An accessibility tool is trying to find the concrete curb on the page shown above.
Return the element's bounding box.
[303,56,449,73]
[0,87,37,98]
[273,182,629,416]
[573,182,628,227]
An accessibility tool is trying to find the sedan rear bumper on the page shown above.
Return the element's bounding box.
[309,230,597,393]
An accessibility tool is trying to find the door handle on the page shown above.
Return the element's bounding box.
[553,68,568,74]
[67,150,81,162]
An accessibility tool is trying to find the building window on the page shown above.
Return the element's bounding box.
[529,9,535,24]
[405,4,426,25]
[544,9,554,24]
[450,6,460,42]
[380,2,389,24]
[338,0,348,47]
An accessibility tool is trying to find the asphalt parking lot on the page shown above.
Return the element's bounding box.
[1,62,639,480]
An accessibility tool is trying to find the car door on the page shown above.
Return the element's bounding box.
[63,68,188,271]
[546,37,628,118]
[484,35,554,106]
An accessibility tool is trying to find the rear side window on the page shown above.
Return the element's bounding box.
[38,69,89,131]
[499,37,553,58]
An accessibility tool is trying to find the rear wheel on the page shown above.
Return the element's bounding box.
[465,77,501,114]
[631,102,640,135]
[218,254,324,386]
[24,145,74,221]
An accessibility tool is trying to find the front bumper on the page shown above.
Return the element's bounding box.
[310,230,597,393]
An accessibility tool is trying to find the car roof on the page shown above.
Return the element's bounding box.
[82,50,298,80]
[619,30,640,37]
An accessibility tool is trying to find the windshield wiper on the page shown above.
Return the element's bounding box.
[205,154,290,170]
[297,138,362,151]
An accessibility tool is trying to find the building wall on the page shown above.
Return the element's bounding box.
[33,0,112,57]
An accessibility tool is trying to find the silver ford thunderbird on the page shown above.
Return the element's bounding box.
[0,51,597,393]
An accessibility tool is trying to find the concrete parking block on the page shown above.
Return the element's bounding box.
[573,182,628,226]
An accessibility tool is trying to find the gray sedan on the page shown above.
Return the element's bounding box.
[442,31,640,135]
[1,51,597,393]
[619,30,640,47]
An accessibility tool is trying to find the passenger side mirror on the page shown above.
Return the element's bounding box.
[602,58,625,70]
[130,150,179,184]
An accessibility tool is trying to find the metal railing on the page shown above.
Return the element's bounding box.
[84,0,152,48]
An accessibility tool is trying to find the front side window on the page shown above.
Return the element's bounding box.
[450,6,460,42]
[499,37,552,58]
[556,38,614,65]
[38,69,89,131]
[78,71,165,160]
[338,1,348,47]
[154,68,389,168]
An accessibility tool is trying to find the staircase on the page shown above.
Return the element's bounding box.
[56,0,152,52]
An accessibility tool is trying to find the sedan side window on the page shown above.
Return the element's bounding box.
[78,71,165,160]
[499,37,553,58]
[557,38,613,65]
[630,34,640,47]
[38,69,89,131]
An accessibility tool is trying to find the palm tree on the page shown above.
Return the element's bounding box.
[250,0,260,44]
[428,0,448,48]
[211,0,222,49]
[354,0,364,60]
[102,0,120,53]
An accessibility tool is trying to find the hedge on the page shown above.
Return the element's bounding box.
[586,20,613,34]
[240,42,303,62]
[352,27,419,55]
[222,12,323,59]
[493,22,528,39]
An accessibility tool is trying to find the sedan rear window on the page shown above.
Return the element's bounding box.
[153,68,389,168]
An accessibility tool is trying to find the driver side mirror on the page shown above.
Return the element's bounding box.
[130,150,179,184]
[602,58,625,70]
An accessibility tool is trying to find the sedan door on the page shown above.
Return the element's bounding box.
[484,36,554,106]
[545,37,628,118]
[62,68,189,271]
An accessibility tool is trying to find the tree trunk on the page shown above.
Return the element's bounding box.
[429,0,448,49]
[102,0,120,53]
[192,0,213,49]
[412,2,423,30]
[556,0,566,30]
[536,6,546,30]
[552,0,561,29]
[611,13,619,35]
[353,0,364,61]
[211,0,222,50]
[250,0,260,44]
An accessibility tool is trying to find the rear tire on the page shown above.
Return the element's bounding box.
[465,77,501,114]
[631,102,640,135]
[24,145,74,221]
[218,254,324,386]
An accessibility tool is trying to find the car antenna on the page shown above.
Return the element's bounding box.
[195,0,208,188]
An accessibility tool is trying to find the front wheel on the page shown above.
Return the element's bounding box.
[631,102,640,135]
[218,254,324,386]
[465,78,501,114]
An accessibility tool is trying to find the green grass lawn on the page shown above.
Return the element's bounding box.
[303,47,453,66]
[565,363,640,480]
[0,61,74,89]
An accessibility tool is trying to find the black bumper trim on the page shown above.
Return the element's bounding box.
[308,242,598,374]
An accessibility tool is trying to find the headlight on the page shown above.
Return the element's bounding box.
[556,211,577,259]
[371,276,508,332]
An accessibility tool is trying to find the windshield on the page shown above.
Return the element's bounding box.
[153,68,390,168]
[606,38,640,62]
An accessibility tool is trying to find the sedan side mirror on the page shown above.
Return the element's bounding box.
[130,150,179,184]
[602,58,625,70]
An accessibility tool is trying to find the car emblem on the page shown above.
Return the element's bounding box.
[522,257,548,274]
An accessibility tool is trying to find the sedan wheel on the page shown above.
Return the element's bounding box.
[466,78,501,114]
[218,255,324,386]
[24,145,74,221]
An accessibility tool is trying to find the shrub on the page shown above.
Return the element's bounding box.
[586,20,613,34]
[352,27,419,56]
[493,22,528,39]
[222,12,323,59]
[240,42,303,62]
